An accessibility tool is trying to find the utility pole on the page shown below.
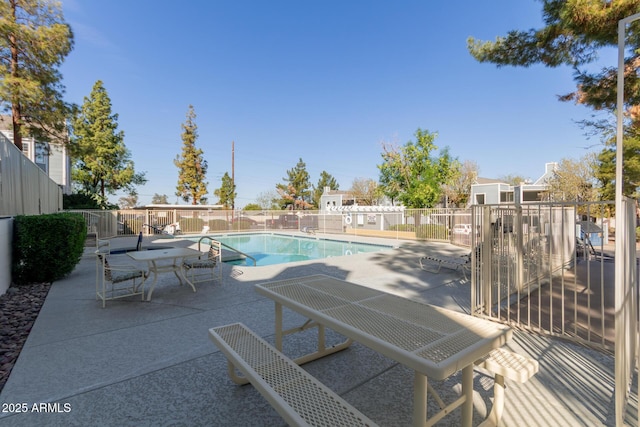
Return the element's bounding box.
[231,140,235,211]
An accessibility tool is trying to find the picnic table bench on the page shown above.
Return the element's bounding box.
[210,275,539,426]
[209,323,378,427]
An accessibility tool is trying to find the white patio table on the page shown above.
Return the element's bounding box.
[127,247,202,300]
[255,274,513,427]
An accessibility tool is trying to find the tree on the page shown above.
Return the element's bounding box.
[596,136,640,200]
[174,105,208,204]
[467,1,640,197]
[497,174,530,186]
[151,193,169,204]
[276,158,312,209]
[0,0,74,150]
[70,80,146,208]
[255,190,280,209]
[244,203,262,211]
[350,178,380,206]
[313,171,339,208]
[545,154,600,202]
[443,160,478,207]
[214,172,236,208]
[378,128,457,208]
[118,190,138,209]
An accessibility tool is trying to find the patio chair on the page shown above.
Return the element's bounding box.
[95,249,147,308]
[182,239,222,285]
[419,252,472,280]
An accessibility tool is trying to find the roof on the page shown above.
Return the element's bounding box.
[578,221,603,233]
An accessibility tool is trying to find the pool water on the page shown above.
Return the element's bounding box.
[194,233,394,266]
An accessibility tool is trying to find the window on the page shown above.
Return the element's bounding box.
[475,194,485,205]
[500,191,514,202]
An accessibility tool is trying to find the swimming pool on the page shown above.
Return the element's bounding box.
[190,233,395,266]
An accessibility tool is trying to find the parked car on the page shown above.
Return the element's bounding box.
[452,224,472,235]
[230,216,258,226]
[266,214,299,229]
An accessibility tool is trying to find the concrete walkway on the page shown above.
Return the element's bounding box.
[0,234,635,426]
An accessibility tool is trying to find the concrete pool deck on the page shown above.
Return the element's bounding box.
[0,233,635,426]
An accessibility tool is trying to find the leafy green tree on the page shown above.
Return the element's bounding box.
[350,178,380,206]
[378,128,457,209]
[0,0,74,150]
[70,80,146,208]
[313,171,339,208]
[214,172,236,208]
[174,105,208,204]
[276,158,312,209]
[151,193,169,204]
[244,203,262,211]
[467,1,640,198]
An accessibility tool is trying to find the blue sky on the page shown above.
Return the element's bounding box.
[60,1,607,208]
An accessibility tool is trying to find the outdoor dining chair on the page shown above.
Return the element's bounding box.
[95,248,147,308]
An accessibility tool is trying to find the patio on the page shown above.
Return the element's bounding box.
[0,234,634,426]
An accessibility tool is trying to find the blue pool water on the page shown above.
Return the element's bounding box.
[192,233,394,266]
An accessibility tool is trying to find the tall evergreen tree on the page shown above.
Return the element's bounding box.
[276,158,312,209]
[313,171,339,208]
[214,172,236,208]
[70,80,146,208]
[0,0,74,150]
[467,1,640,198]
[174,105,208,204]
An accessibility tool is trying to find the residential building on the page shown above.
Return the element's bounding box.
[0,115,72,194]
[470,162,558,205]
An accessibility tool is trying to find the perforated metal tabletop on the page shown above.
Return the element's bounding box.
[255,274,512,381]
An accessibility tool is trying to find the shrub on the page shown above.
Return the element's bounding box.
[208,219,229,231]
[416,224,447,240]
[230,218,253,230]
[389,224,416,232]
[12,213,86,285]
[179,217,204,233]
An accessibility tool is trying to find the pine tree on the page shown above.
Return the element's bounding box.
[214,172,236,208]
[70,80,146,208]
[467,1,640,198]
[0,0,74,150]
[174,105,208,204]
[313,171,339,208]
[276,158,312,209]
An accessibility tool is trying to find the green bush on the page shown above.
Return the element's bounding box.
[230,218,253,230]
[12,213,87,285]
[416,224,447,239]
[389,224,416,232]
[208,219,229,231]
[179,217,204,233]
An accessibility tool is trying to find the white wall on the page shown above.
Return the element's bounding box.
[0,217,13,295]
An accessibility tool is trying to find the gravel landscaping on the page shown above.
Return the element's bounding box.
[0,283,50,393]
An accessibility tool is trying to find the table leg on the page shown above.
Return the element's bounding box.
[413,372,427,427]
[146,260,159,301]
[176,257,197,293]
[275,302,283,351]
[461,365,474,427]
